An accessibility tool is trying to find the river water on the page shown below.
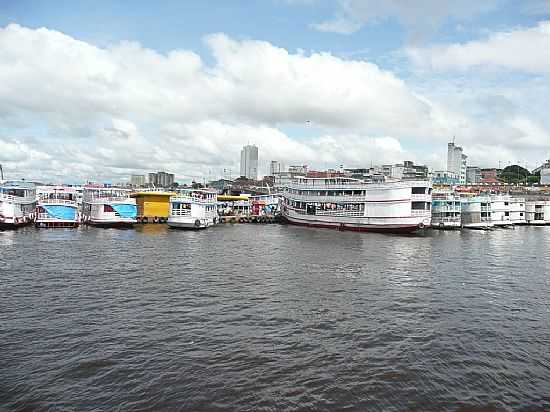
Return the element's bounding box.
[1,224,550,411]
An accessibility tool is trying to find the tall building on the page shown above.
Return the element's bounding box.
[148,171,175,187]
[540,160,550,185]
[447,142,467,184]
[130,174,146,187]
[269,160,282,176]
[466,166,481,184]
[240,144,259,180]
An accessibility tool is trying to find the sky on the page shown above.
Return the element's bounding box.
[1,0,550,183]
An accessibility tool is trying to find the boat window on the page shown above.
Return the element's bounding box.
[412,187,425,194]
[411,202,426,210]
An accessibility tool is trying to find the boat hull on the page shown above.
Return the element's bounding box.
[282,214,427,234]
[167,216,216,229]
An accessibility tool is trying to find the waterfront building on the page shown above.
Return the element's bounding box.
[130,190,175,223]
[81,187,137,226]
[281,177,432,233]
[490,195,513,226]
[130,174,146,187]
[148,171,175,188]
[447,142,467,184]
[382,161,428,180]
[481,168,499,183]
[168,188,218,229]
[432,170,460,185]
[35,186,79,228]
[240,144,259,180]
[431,189,461,229]
[0,181,36,228]
[510,197,527,225]
[461,196,493,229]
[466,166,481,184]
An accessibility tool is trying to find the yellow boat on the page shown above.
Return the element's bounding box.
[130,191,175,223]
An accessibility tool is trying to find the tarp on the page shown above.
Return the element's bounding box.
[112,203,137,218]
[43,205,77,220]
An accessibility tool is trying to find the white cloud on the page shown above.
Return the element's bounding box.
[310,0,499,39]
[0,23,549,182]
[407,21,550,73]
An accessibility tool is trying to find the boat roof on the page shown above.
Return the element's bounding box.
[131,191,176,197]
[0,181,35,189]
[217,194,249,201]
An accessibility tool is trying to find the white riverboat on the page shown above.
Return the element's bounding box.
[525,200,550,225]
[81,186,137,226]
[0,181,37,228]
[36,186,79,228]
[168,188,218,229]
[509,197,527,225]
[281,177,432,233]
[490,194,513,227]
[461,196,494,229]
[431,189,462,229]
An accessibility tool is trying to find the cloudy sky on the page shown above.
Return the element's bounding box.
[1,0,550,183]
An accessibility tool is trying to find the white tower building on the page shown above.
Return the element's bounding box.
[447,141,467,184]
[240,144,259,180]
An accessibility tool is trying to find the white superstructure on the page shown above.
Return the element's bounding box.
[81,187,137,226]
[36,186,79,228]
[490,195,513,227]
[525,200,550,225]
[281,177,432,233]
[431,189,461,229]
[461,196,494,229]
[0,181,36,228]
[168,188,218,229]
[509,197,527,225]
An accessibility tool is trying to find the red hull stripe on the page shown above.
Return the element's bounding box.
[283,216,423,233]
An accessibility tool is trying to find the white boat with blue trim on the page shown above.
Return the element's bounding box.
[36,186,79,228]
[81,186,137,226]
[168,188,218,229]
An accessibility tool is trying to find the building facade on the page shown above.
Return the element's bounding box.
[541,160,550,185]
[130,174,146,187]
[447,142,467,184]
[148,171,175,187]
[466,166,481,184]
[269,160,282,176]
[240,145,259,180]
[480,168,499,183]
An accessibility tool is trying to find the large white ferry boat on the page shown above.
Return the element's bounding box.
[168,188,218,229]
[36,186,79,228]
[431,189,462,229]
[81,186,137,226]
[0,181,36,228]
[281,177,432,233]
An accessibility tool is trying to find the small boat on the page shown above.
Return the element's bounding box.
[81,186,137,227]
[36,186,79,228]
[168,188,218,229]
[0,181,36,229]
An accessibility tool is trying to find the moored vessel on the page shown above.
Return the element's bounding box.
[431,189,462,229]
[460,196,494,229]
[168,188,218,229]
[0,181,36,229]
[81,186,137,226]
[281,177,432,233]
[36,186,79,228]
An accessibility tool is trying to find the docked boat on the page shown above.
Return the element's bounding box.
[509,197,527,225]
[281,177,432,233]
[525,200,550,225]
[81,186,137,226]
[431,189,461,229]
[460,196,494,229]
[36,186,79,228]
[0,181,36,228]
[168,188,218,229]
[490,194,513,227]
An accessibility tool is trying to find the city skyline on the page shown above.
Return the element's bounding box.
[1,1,550,183]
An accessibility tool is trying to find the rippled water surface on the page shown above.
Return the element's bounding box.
[2,224,550,411]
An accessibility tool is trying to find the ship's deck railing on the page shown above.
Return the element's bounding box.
[83,195,133,203]
[37,212,77,221]
[171,196,216,204]
[412,210,431,216]
[38,198,77,205]
[314,210,364,217]
[0,193,36,203]
[171,209,191,216]
[432,217,461,223]
[285,194,366,203]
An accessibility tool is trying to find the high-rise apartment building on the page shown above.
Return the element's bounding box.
[447,142,467,184]
[240,144,259,180]
[269,160,282,176]
[148,171,175,187]
[130,174,146,187]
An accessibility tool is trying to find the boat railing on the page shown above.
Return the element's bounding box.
[38,198,77,205]
[83,195,132,203]
[0,193,36,203]
[285,193,366,203]
[314,210,364,217]
[171,196,216,204]
[171,209,191,216]
[412,210,431,216]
